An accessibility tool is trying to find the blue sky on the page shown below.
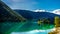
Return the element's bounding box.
[2,0,60,11]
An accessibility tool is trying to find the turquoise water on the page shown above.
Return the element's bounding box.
[0,21,54,34]
[11,28,55,34]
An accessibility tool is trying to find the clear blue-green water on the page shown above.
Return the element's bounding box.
[0,21,54,34]
[11,28,55,34]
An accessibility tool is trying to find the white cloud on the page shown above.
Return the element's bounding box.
[53,9,60,15]
[11,0,20,2]
[11,0,25,2]
[33,9,60,15]
[33,9,46,12]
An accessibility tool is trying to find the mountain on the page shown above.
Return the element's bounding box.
[14,9,60,24]
[14,10,34,20]
[14,9,60,19]
[0,1,26,22]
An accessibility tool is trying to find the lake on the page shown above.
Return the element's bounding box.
[0,21,55,34]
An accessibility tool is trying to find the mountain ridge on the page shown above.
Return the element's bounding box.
[14,9,60,24]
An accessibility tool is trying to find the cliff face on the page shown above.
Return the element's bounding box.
[0,1,20,22]
[0,1,26,22]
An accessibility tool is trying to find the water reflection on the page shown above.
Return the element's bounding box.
[11,28,55,34]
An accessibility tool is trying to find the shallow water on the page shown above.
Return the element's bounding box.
[11,28,55,34]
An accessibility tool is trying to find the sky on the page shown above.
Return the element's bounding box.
[1,0,60,11]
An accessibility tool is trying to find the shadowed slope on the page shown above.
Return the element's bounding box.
[0,1,26,22]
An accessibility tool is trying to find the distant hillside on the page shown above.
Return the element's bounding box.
[14,10,34,20]
[14,9,60,24]
[14,9,60,19]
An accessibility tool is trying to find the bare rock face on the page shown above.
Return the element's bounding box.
[48,27,60,34]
